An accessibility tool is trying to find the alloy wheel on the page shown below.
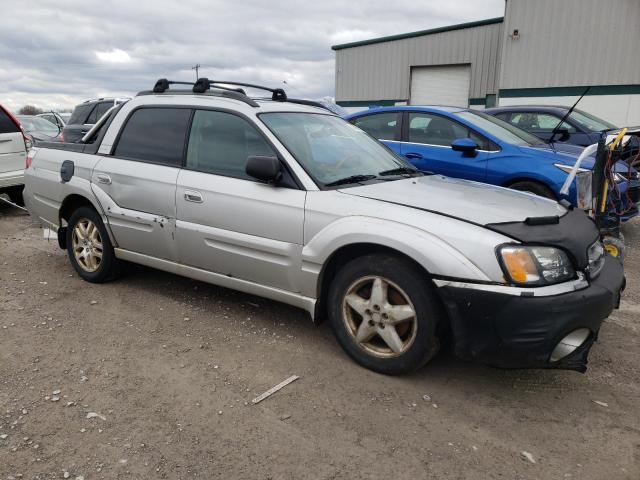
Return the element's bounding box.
[342,276,418,358]
[71,218,103,273]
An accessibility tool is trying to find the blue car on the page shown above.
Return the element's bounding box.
[346,106,639,220]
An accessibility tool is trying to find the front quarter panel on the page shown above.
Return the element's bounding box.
[300,190,512,298]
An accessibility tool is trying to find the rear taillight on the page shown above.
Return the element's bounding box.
[23,133,32,151]
[25,150,35,169]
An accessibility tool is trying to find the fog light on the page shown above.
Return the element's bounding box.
[550,328,590,362]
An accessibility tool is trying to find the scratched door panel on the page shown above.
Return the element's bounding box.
[91,156,179,261]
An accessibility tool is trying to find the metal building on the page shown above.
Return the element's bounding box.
[332,0,640,125]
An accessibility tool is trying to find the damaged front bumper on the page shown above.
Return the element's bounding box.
[435,255,625,372]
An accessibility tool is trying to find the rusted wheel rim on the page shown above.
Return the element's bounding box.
[72,218,103,273]
[342,275,418,358]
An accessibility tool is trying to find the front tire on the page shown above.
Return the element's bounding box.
[327,253,443,375]
[508,181,556,200]
[66,206,121,283]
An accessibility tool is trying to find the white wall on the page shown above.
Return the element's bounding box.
[498,94,640,127]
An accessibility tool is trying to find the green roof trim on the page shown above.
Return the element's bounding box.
[499,85,640,98]
[336,100,405,107]
[331,17,504,51]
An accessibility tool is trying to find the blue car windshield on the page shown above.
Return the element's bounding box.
[456,110,543,146]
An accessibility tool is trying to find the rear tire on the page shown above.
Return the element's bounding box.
[508,181,556,200]
[66,206,121,283]
[327,253,442,375]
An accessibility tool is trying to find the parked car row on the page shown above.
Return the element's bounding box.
[346,106,639,221]
[21,78,627,375]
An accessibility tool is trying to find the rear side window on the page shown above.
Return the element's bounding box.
[114,107,191,166]
[96,102,113,121]
[68,104,93,125]
[186,110,275,180]
[351,112,399,141]
[0,107,20,134]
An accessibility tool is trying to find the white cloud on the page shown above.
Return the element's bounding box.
[95,49,132,63]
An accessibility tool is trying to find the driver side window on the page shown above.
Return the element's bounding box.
[407,113,492,150]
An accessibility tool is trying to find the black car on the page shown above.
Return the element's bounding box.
[63,98,128,143]
[484,106,639,162]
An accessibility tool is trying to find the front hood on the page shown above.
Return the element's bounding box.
[339,175,567,225]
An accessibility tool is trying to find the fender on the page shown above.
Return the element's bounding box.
[298,216,492,298]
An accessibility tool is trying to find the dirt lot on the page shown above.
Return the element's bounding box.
[0,200,639,480]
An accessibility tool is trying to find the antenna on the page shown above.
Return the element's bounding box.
[191,64,201,80]
[548,86,590,144]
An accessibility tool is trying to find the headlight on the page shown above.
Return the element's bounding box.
[498,245,575,286]
[587,241,605,278]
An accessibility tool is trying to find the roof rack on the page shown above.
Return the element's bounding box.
[149,78,260,107]
[144,78,337,114]
[193,78,287,102]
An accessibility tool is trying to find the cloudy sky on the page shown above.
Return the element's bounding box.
[0,0,504,112]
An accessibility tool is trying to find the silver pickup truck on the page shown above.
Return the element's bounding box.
[23,79,625,375]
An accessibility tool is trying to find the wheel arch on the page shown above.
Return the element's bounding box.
[314,242,441,324]
[502,176,558,198]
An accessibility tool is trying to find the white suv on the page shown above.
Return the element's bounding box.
[0,104,29,204]
[22,79,624,375]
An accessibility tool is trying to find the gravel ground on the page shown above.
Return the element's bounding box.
[1,200,639,479]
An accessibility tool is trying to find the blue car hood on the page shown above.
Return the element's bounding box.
[521,143,633,173]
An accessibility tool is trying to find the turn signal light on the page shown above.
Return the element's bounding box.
[500,248,539,284]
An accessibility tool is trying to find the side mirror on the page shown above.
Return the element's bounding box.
[556,128,570,142]
[246,155,282,183]
[451,138,479,157]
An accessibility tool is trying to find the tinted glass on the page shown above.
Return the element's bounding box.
[68,104,93,124]
[96,102,113,121]
[115,108,191,166]
[261,113,413,187]
[86,105,98,124]
[0,108,20,134]
[407,112,492,150]
[186,110,275,180]
[351,112,398,141]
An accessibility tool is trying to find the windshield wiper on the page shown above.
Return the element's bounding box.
[324,174,378,187]
[378,166,421,176]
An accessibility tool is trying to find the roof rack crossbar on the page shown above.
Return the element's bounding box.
[149,78,259,107]
[197,78,287,102]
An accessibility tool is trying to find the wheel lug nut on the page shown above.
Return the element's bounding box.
[382,313,388,319]
[368,320,375,326]
[373,305,380,311]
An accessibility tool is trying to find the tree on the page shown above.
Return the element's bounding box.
[18,105,43,115]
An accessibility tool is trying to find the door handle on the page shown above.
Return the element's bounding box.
[0,139,11,143]
[404,152,423,160]
[184,189,203,203]
[96,173,111,185]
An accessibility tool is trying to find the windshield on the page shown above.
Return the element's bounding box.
[260,112,416,187]
[569,109,617,131]
[456,110,542,146]
[17,116,60,134]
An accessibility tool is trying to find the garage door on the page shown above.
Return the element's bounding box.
[410,65,471,107]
